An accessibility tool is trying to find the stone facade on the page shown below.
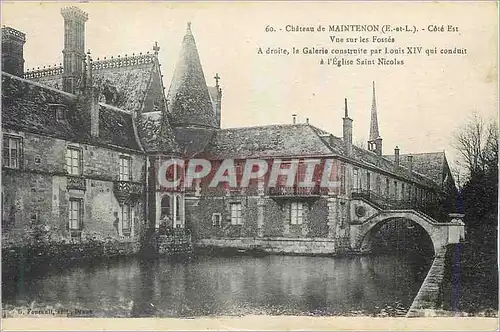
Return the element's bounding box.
[2,129,146,248]
[2,6,461,260]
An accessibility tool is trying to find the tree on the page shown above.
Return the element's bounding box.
[453,114,498,229]
[453,113,498,179]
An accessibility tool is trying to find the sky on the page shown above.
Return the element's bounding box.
[2,2,498,170]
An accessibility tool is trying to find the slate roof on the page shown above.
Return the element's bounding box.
[173,126,216,157]
[136,111,180,154]
[2,72,142,151]
[166,24,217,128]
[207,86,219,116]
[196,121,440,189]
[384,152,447,186]
[200,124,336,159]
[24,53,157,113]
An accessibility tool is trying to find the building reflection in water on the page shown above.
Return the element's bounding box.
[4,253,432,317]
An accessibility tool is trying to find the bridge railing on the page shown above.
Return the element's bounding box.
[351,189,445,221]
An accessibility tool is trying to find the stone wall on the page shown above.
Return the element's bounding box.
[406,248,447,317]
[2,130,146,248]
[154,231,193,256]
[188,194,332,241]
[196,237,337,255]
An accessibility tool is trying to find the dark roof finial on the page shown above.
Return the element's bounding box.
[153,41,160,55]
[214,73,220,87]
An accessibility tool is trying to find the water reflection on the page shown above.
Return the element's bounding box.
[3,253,431,317]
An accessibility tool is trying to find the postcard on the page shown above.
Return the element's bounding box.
[1,1,498,331]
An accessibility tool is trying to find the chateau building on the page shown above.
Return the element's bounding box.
[1,6,459,255]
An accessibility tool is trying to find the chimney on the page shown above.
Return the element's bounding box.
[81,50,99,137]
[306,118,309,125]
[1,27,26,76]
[61,6,88,94]
[394,146,400,166]
[407,155,413,176]
[343,98,353,156]
[292,114,297,124]
[213,73,222,128]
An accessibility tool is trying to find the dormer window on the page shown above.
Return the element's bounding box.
[47,104,68,121]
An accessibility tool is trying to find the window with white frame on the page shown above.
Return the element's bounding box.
[121,203,132,236]
[119,156,132,181]
[68,198,82,237]
[66,147,82,175]
[212,213,222,227]
[290,202,304,225]
[230,202,242,225]
[3,135,22,169]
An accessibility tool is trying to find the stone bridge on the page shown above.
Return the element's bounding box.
[349,198,465,254]
[351,210,465,253]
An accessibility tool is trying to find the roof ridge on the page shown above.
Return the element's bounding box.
[384,151,445,156]
[3,71,76,98]
[23,52,156,79]
[220,123,311,131]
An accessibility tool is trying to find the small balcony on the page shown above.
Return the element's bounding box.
[268,186,324,197]
[67,176,86,191]
[113,180,144,203]
[268,185,326,208]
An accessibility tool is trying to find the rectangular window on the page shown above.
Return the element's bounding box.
[353,168,359,190]
[366,172,371,192]
[66,147,82,175]
[68,199,82,238]
[230,202,242,225]
[3,135,22,169]
[212,213,222,227]
[119,156,132,181]
[340,164,346,194]
[402,183,406,199]
[235,163,243,187]
[121,204,131,236]
[385,178,390,197]
[290,202,304,225]
[394,181,398,199]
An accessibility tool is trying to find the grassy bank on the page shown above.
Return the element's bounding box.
[440,224,498,315]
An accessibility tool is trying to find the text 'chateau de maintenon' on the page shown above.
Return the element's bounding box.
[2,6,464,256]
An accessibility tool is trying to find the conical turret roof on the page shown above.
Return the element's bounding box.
[167,22,217,128]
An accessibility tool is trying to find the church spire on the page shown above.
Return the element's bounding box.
[369,81,380,140]
[367,81,383,155]
[166,22,217,128]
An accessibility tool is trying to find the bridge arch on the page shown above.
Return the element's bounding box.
[351,210,449,254]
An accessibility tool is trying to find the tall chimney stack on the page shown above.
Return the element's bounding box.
[1,27,26,76]
[394,146,400,167]
[61,6,88,94]
[407,155,413,177]
[343,98,353,156]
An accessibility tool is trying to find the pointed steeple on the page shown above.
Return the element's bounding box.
[369,81,380,140]
[167,22,217,128]
[367,81,383,155]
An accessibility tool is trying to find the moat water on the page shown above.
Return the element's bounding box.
[2,253,432,317]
